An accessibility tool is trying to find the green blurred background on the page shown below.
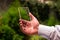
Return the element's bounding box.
[0,0,60,40]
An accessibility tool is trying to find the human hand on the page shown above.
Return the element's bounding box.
[19,12,39,35]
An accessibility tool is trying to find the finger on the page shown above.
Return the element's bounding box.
[19,22,26,27]
[19,19,22,22]
[20,25,26,31]
[20,23,26,30]
[19,19,30,28]
[21,19,29,23]
[29,12,35,20]
[19,21,27,27]
[19,20,22,25]
[19,21,22,24]
[20,23,23,26]
[19,19,27,25]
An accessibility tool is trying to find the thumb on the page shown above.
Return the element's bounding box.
[29,12,35,20]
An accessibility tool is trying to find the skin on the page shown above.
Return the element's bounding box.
[19,12,39,35]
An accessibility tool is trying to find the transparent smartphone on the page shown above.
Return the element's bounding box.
[18,7,30,21]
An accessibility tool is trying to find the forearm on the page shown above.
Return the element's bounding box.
[38,24,55,39]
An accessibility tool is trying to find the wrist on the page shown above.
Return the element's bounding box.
[33,24,39,35]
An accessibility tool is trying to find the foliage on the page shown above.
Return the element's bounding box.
[0,0,24,40]
[0,0,60,40]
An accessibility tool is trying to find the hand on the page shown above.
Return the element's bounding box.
[19,12,39,35]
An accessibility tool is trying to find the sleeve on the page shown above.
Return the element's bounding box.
[38,24,60,40]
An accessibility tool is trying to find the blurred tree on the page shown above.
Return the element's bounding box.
[0,0,60,40]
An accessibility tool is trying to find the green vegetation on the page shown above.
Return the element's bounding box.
[0,0,60,40]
